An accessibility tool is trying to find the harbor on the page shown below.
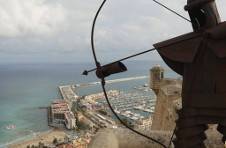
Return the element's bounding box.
[51,80,155,142]
[9,74,156,148]
[59,85,79,101]
[97,88,156,113]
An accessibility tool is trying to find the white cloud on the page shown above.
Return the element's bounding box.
[0,0,226,63]
[0,0,66,37]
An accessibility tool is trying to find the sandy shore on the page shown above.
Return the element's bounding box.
[8,129,67,148]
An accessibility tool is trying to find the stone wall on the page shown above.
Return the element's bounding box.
[88,128,173,148]
[151,80,182,131]
[88,128,223,148]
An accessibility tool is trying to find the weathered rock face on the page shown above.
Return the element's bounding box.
[88,129,119,148]
[88,128,173,148]
[88,128,224,148]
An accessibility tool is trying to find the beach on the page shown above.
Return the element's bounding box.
[8,129,66,148]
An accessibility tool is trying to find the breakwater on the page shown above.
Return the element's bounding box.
[76,76,148,88]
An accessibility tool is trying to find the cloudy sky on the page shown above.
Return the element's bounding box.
[0,0,226,63]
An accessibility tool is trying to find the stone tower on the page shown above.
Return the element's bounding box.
[150,65,164,94]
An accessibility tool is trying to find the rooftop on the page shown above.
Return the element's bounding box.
[51,100,70,113]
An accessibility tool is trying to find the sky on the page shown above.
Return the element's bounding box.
[0,0,226,64]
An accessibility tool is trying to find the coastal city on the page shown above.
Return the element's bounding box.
[8,69,158,148]
[48,82,155,147]
[2,0,226,147]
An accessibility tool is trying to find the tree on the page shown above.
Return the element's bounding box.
[98,110,108,116]
[52,138,58,145]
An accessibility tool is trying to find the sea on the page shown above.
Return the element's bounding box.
[0,60,177,147]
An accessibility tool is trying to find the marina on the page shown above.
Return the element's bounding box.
[134,106,155,113]
[5,69,158,147]
[119,110,145,121]
[93,86,156,128]
[98,90,156,112]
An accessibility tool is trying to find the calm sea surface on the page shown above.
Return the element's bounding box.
[0,61,177,146]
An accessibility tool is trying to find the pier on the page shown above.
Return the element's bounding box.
[59,85,79,101]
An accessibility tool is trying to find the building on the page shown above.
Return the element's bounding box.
[73,137,90,148]
[135,117,152,131]
[65,112,76,129]
[50,100,77,130]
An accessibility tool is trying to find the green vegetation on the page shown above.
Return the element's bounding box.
[98,110,108,116]
[76,120,90,130]
[52,138,58,145]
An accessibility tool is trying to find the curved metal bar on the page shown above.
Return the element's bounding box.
[88,0,185,147]
[91,0,107,67]
[100,79,168,148]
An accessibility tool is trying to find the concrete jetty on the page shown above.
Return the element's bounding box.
[58,85,79,101]
[76,76,148,88]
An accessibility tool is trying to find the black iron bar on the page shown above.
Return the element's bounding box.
[83,48,156,75]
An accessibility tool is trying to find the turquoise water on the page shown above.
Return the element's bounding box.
[0,61,176,146]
